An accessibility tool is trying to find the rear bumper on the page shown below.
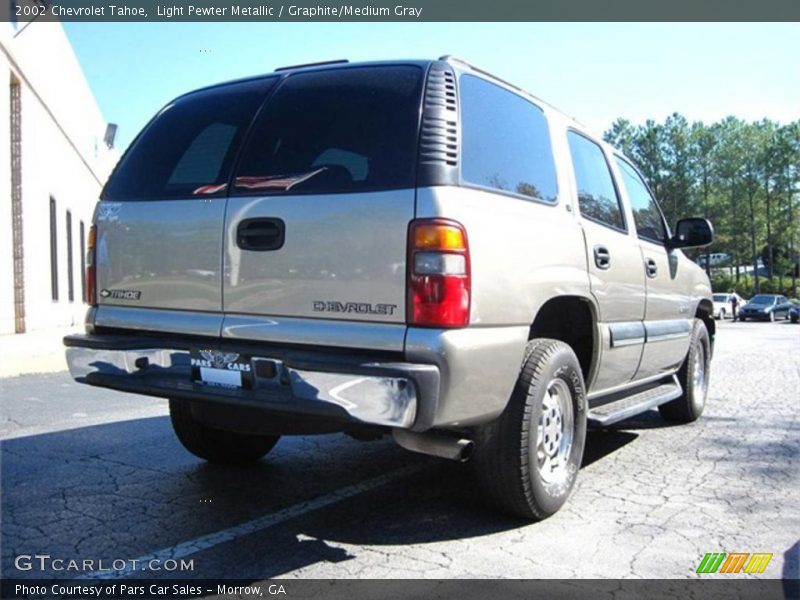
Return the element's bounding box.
[64,333,438,431]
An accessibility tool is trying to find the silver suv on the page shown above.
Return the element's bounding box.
[65,57,715,520]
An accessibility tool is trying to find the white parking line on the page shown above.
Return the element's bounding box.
[82,463,426,580]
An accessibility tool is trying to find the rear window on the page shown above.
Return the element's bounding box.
[103,78,275,201]
[459,75,558,203]
[231,66,424,195]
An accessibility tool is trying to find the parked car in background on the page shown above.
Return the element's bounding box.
[789,305,799,324]
[712,293,744,320]
[738,294,794,322]
[698,253,730,268]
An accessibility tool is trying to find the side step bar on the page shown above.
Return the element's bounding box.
[587,376,683,427]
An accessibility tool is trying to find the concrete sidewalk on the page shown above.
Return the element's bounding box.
[0,326,82,378]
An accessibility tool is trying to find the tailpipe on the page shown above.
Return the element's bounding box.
[393,429,474,462]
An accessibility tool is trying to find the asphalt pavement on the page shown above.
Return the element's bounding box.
[1,321,798,581]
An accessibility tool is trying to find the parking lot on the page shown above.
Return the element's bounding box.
[1,321,797,580]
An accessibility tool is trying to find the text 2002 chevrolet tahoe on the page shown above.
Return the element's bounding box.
[65,57,715,520]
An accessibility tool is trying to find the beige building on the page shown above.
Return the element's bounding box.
[1,22,117,335]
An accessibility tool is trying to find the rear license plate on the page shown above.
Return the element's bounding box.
[190,349,252,389]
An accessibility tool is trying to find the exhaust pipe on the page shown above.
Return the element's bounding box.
[393,429,474,462]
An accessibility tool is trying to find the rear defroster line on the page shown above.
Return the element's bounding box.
[79,463,426,580]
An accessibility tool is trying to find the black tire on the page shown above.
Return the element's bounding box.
[739,315,746,322]
[169,398,280,464]
[658,319,710,423]
[471,339,587,520]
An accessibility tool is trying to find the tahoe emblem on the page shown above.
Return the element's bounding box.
[99,289,141,300]
[313,301,397,316]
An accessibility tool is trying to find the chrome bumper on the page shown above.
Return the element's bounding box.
[65,340,435,430]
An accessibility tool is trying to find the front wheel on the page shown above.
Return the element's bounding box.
[169,398,280,464]
[471,339,587,520]
[659,319,711,423]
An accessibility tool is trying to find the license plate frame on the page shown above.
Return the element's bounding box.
[190,349,253,389]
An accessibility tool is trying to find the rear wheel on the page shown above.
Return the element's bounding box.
[471,339,587,520]
[659,319,710,423]
[169,398,280,464]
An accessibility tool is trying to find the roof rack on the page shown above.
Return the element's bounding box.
[439,55,527,95]
[275,59,349,72]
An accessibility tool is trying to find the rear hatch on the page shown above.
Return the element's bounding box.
[96,77,276,313]
[222,65,424,324]
[96,65,424,327]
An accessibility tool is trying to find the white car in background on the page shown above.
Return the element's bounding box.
[698,253,731,268]
[712,293,744,319]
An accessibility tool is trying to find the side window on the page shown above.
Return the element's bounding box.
[614,157,668,244]
[566,132,625,230]
[460,75,558,202]
[103,78,275,201]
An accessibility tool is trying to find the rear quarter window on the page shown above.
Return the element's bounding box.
[459,74,558,203]
[103,78,276,201]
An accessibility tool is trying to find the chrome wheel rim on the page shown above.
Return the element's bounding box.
[693,341,708,405]
[536,378,574,485]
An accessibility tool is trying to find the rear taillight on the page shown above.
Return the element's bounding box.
[407,219,470,328]
[86,225,97,306]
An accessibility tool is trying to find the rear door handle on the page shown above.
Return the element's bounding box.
[645,257,658,278]
[236,218,285,251]
[593,245,611,269]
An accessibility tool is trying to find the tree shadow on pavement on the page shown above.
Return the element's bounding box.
[1,413,642,580]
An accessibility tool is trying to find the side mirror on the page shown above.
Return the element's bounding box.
[669,218,714,249]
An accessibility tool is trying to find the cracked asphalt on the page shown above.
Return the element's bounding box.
[1,321,797,581]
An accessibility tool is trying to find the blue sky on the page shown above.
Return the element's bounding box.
[63,22,800,152]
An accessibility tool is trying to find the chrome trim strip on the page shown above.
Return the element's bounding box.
[608,321,645,348]
[221,314,406,352]
[94,306,223,338]
[645,319,692,342]
[608,319,692,348]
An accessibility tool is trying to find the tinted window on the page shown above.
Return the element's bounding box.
[103,79,275,200]
[232,66,424,195]
[567,132,624,230]
[460,75,557,202]
[615,157,668,243]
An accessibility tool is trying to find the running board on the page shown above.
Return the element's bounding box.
[587,377,683,426]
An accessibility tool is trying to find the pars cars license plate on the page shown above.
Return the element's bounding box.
[190,349,252,389]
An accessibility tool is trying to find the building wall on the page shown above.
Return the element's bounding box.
[1,23,117,334]
[0,60,10,334]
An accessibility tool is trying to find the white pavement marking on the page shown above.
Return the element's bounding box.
[81,463,426,580]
